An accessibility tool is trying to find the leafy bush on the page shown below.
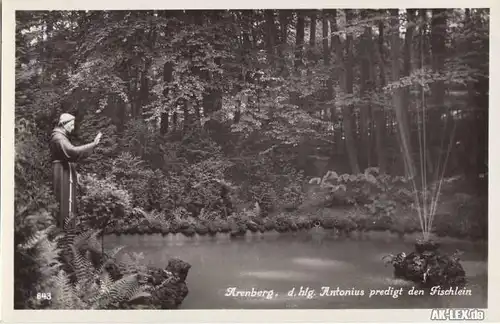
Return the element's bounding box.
[233,153,306,215]
[108,147,236,219]
[78,174,134,230]
[161,158,236,218]
[109,152,165,210]
[15,118,56,217]
[248,182,277,216]
[308,167,414,218]
[277,165,305,210]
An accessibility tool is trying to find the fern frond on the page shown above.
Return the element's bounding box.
[19,225,56,250]
[64,213,77,231]
[115,261,137,276]
[74,279,100,304]
[52,270,78,309]
[115,251,147,275]
[71,245,95,286]
[90,274,142,309]
[72,229,96,250]
[106,246,126,260]
[35,237,63,278]
[98,271,114,295]
[56,228,80,264]
[35,237,61,262]
[57,231,77,251]
[97,245,126,274]
[108,275,142,303]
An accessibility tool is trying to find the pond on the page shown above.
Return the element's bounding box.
[103,230,488,309]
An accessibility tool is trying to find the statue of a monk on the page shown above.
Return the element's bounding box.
[49,113,102,229]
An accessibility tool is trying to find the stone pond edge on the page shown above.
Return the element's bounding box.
[103,223,487,245]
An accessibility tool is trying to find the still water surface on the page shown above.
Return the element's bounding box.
[103,231,487,309]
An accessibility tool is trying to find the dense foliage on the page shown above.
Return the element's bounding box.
[14,8,488,309]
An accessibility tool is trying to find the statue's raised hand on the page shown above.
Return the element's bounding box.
[94,132,103,145]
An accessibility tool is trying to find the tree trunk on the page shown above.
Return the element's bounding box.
[290,10,306,112]
[172,110,178,131]
[390,9,415,177]
[430,9,447,179]
[294,10,305,70]
[329,9,343,154]
[139,63,150,116]
[161,62,173,134]
[464,9,475,108]
[403,9,416,172]
[322,12,330,66]
[416,9,433,176]
[358,10,371,170]
[309,9,317,65]
[131,66,139,118]
[182,100,192,133]
[343,9,360,174]
[139,26,156,116]
[322,10,333,121]
[278,10,291,74]
[307,10,318,82]
[373,15,387,173]
[367,10,378,169]
[236,11,254,125]
[264,10,277,67]
[192,13,222,122]
[309,11,316,48]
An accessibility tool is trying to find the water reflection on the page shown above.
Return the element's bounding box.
[240,270,312,281]
[292,257,354,270]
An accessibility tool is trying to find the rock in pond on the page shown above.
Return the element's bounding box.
[385,239,466,289]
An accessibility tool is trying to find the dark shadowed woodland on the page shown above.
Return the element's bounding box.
[14,9,488,309]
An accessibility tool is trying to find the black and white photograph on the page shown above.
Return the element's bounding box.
[5,2,492,319]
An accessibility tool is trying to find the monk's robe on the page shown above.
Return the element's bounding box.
[49,127,96,228]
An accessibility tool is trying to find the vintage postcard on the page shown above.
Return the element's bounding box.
[2,0,498,322]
